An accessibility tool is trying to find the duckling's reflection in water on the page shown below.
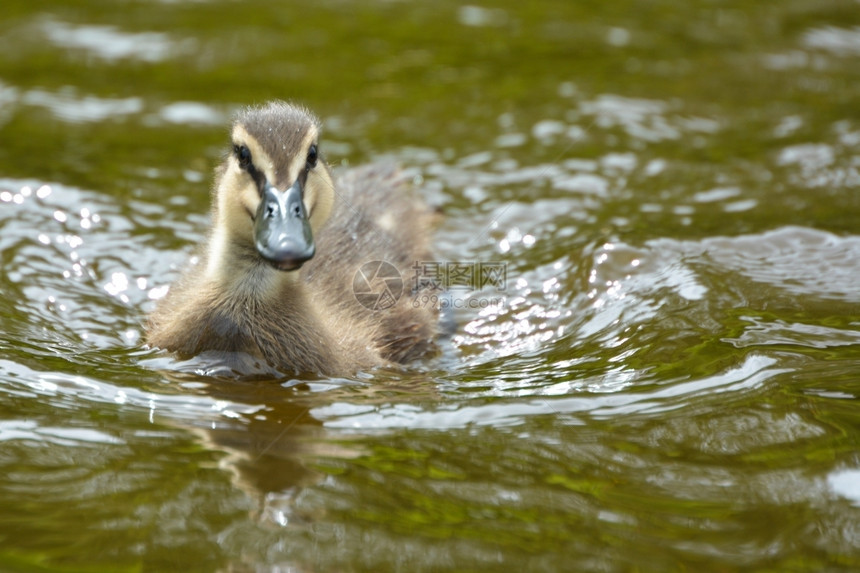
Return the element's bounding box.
[159,365,440,528]
[193,386,341,526]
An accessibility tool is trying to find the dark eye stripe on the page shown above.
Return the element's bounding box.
[234,144,252,169]
[232,144,267,193]
[306,144,318,169]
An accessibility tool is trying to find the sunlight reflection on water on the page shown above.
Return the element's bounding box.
[40,17,192,62]
[311,354,783,430]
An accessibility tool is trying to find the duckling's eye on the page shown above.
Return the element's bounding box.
[234,145,252,169]
[306,144,318,170]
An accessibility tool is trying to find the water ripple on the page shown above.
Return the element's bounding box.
[314,354,783,430]
[803,25,860,57]
[41,17,193,62]
[0,178,193,351]
[650,226,860,303]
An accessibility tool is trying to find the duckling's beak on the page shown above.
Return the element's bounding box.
[254,180,315,271]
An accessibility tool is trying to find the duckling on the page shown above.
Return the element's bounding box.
[146,101,441,376]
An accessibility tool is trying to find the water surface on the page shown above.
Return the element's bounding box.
[1,1,859,571]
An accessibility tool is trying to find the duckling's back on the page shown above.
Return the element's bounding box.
[303,162,442,364]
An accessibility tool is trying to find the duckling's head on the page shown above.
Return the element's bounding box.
[209,101,334,276]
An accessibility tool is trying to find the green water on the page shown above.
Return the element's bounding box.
[1,1,859,571]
